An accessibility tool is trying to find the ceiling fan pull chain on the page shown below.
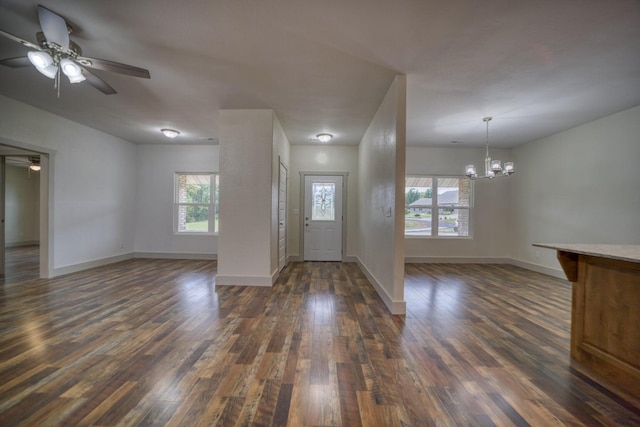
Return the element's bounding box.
[56,66,61,99]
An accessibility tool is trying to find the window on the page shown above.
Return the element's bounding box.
[174,173,219,234]
[405,176,472,237]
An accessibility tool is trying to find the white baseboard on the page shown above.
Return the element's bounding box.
[53,252,134,277]
[508,258,566,280]
[356,257,406,315]
[286,255,358,263]
[404,256,567,280]
[6,240,39,248]
[215,275,273,287]
[405,256,509,264]
[134,252,217,260]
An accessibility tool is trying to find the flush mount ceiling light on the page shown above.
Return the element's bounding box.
[465,117,515,180]
[161,128,180,139]
[316,133,333,143]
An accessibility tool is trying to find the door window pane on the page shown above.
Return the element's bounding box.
[312,182,335,220]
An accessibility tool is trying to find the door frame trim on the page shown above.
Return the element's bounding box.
[299,171,348,262]
[0,136,55,278]
[277,158,288,272]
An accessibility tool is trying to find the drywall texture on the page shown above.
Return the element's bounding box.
[0,95,136,272]
[404,146,512,260]
[358,76,406,314]
[510,105,640,271]
[5,164,40,245]
[134,144,220,256]
[288,145,359,260]
[218,109,274,286]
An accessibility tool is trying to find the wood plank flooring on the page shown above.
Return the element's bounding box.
[1,255,639,426]
[0,245,40,285]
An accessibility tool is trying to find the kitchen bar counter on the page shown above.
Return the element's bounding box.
[534,243,640,399]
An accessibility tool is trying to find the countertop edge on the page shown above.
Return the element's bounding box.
[533,243,640,264]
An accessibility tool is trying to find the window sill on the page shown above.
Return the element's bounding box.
[174,232,218,236]
[405,235,473,240]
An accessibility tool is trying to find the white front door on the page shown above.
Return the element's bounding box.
[278,162,287,271]
[303,175,343,261]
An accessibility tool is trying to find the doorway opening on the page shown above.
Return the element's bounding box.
[0,141,52,281]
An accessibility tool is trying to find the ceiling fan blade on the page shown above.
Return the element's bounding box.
[38,5,69,50]
[80,66,117,95]
[0,56,31,67]
[0,29,41,50]
[76,56,150,79]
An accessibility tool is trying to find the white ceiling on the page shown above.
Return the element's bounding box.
[0,0,638,148]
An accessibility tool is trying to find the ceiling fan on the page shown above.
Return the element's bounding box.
[0,4,150,96]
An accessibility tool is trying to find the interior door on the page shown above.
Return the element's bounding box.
[278,162,287,271]
[303,175,343,261]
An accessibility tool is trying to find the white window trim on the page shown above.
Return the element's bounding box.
[174,172,219,235]
[405,175,474,239]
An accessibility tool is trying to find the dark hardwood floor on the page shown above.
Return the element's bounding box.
[0,245,40,285]
[0,252,639,426]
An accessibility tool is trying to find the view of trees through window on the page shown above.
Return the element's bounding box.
[175,173,219,233]
[405,176,471,237]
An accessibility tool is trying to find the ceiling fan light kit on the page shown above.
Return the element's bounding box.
[27,50,57,78]
[0,4,150,96]
[465,117,515,180]
[29,156,41,171]
[60,58,85,83]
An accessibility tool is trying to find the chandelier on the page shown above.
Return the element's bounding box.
[465,117,514,180]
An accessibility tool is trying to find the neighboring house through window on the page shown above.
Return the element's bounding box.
[405,176,472,237]
[174,173,219,234]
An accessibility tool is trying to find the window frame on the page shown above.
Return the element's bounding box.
[174,172,219,235]
[404,175,474,239]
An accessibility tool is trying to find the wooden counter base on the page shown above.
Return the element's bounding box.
[558,251,640,398]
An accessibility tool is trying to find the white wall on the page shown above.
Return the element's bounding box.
[134,144,219,257]
[358,76,406,314]
[0,95,136,274]
[405,146,512,261]
[288,145,359,260]
[5,164,40,245]
[271,115,291,273]
[217,109,275,286]
[510,105,640,274]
